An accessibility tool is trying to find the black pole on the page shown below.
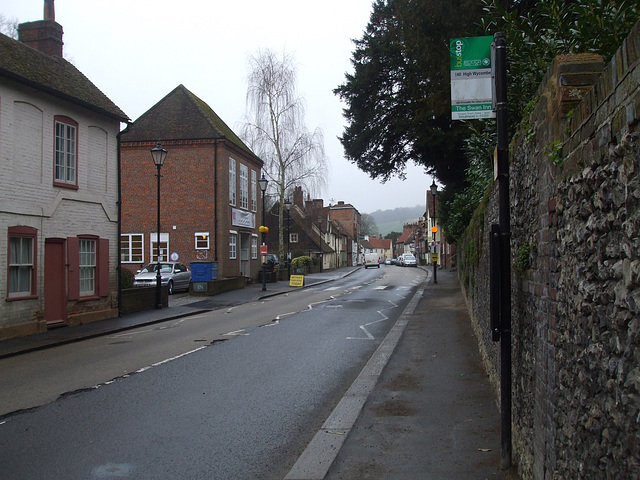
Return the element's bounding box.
[433,194,437,284]
[261,190,267,292]
[495,31,512,470]
[155,163,162,309]
[287,208,291,279]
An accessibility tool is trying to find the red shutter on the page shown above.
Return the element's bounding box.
[98,238,109,297]
[67,237,79,300]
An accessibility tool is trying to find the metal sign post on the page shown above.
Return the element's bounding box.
[493,31,512,470]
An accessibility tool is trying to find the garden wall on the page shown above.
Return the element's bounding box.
[458,22,640,479]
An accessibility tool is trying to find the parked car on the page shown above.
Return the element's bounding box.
[402,254,417,267]
[265,254,280,272]
[134,262,191,294]
[384,258,392,265]
[396,254,405,266]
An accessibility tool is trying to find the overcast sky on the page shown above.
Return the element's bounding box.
[4,0,433,214]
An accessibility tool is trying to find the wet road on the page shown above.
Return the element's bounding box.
[0,266,425,479]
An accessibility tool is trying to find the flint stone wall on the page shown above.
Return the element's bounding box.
[459,22,640,479]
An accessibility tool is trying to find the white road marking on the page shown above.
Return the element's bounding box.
[135,346,207,374]
[224,329,249,336]
[347,311,389,340]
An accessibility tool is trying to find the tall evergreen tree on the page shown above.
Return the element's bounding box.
[334,0,485,190]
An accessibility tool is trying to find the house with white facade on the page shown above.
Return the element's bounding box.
[0,3,128,339]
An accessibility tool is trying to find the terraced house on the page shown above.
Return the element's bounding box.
[0,3,128,339]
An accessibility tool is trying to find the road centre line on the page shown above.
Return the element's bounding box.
[134,346,207,374]
[223,329,248,336]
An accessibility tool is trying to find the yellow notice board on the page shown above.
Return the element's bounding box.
[290,275,304,287]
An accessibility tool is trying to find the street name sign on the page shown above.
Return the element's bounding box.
[450,36,495,120]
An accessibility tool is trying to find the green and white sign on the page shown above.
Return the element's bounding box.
[450,36,495,120]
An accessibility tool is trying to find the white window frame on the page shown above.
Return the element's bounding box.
[290,232,299,243]
[150,233,169,263]
[79,238,96,296]
[195,232,210,250]
[251,235,258,259]
[121,233,144,263]
[251,170,257,212]
[240,164,249,210]
[54,118,77,186]
[229,232,237,259]
[8,234,35,298]
[229,158,236,206]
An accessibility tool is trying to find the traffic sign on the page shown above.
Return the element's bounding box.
[260,245,267,255]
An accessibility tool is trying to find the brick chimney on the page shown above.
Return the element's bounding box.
[18,0,63,57]
[293,186,304,209]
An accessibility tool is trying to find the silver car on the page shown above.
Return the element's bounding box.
[134,262,191,294]
[402,254,417,267]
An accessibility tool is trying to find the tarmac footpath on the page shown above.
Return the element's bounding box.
[288,269,517,480]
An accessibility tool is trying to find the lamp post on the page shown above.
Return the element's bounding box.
[284,197,291,279]
[150,141,168,309]
[258,174,269,291]
[430,179,438,285]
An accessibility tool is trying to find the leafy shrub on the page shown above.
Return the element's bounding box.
[291,256,313,272]
[121,268,135,289]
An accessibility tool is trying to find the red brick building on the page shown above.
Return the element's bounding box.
[120,85,264,281]
[329,201,361,266]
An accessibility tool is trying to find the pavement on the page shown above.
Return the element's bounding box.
[0,266,519,479]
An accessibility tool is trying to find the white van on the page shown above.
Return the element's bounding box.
[364,252,380,269]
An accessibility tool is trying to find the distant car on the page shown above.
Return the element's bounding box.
[384,258,392,265]
[402,254,417,267]
[134,262,191,294]
[396,254,405,266]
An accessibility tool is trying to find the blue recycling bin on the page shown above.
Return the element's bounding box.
[190,261,217,281]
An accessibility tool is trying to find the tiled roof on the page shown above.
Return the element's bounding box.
[0,33,128,121]
[397,227,417,243]
[361,239,373,249]
[120,84,258,160]
[369,237,392,249]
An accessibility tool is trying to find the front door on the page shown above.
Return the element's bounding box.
[44,239,67,326]
[239,234,250,277]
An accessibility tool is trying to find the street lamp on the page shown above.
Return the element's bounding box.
[258,174,269,291]
[430,179,438,285]
[284,197,291,279]
[151,141,168,309]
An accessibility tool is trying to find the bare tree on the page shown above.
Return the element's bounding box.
[360,213,378,237]
[0,15,19,39]
[240,49,327,263]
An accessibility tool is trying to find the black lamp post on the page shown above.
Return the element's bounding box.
[430,179,438,285]
[284,197,291,279]
[258,174,269,291]
[151,141,168,309]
